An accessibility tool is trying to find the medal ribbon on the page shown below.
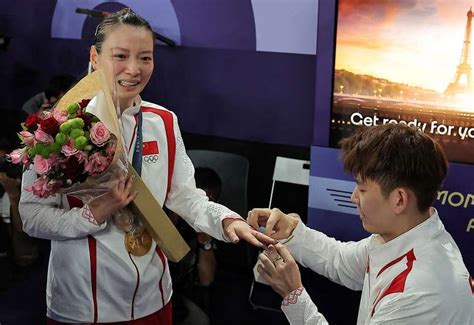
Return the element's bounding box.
[130,110,143,232]
[132,110,143,177]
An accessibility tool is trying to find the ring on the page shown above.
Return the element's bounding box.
[273,256,283,264]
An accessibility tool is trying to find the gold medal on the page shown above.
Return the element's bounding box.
[124,228,153,256]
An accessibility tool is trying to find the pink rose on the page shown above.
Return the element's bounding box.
[24,177,60,199]
[8,148,29,165]
[90,122,110,147]
[34,126,54,144]
[85,152,109,175]
[61,140,79,157]
[33,155,50,175]
[74,150,88,164]
[25,177,49,198]
[53,108,68,124]
[19,131,35,147]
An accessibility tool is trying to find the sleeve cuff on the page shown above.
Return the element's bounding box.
[285,220,307,249]
[281,287,329,325]
[80,204,107,230]
[282,287,305,306]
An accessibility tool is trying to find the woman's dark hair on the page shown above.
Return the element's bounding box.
[94,8,153,53]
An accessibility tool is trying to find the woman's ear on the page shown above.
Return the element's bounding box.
[90,45,99,70]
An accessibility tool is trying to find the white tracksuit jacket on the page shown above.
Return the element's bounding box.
[281,209,474,324]
[19,96,237,323]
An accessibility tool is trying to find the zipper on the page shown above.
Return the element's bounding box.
[128,253,141,320]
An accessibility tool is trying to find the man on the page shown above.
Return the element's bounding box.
[22,74,76,115]
[0,139,39,266]
[249,124,474,324]
[170,167,221,325]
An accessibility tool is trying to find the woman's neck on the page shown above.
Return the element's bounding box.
[119,96,139,113]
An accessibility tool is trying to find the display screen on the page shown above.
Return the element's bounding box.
[330,0,474,164]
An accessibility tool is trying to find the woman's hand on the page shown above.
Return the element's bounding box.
[247,208,300,240]
[257,243,303,297]
[88,174,137,224]
[222,218,276,248]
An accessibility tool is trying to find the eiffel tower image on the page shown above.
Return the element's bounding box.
[445,7,473,96]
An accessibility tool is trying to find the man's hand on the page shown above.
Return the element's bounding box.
[222,218,276,248]
[247,208,299,240]
[257,243,303,297]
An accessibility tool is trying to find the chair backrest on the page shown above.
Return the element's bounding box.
[187,150,249,217]
[269,156,310,208]
[249,156,310,313]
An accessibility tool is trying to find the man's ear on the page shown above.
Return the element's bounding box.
[391,187,409,215]
[90,46,99,70]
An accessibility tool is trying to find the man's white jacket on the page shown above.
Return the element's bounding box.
[282,209,474,324]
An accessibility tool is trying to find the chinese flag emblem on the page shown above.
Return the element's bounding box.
[143,141,159,155]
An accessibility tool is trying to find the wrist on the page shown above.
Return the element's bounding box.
[87,200,110,224]
[82,204,100,226]
[222,215,243,229]
[286,215,300,236]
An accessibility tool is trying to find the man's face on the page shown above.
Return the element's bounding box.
[351,178,399,239]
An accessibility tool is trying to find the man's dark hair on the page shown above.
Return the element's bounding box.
[340,124,448,212]
[195,167,222,202]
[44,74,77,101]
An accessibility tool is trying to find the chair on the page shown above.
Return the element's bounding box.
[187,150,253,323]
[186,150,249,217]
[249,156,310,312]
[268,156,310,207]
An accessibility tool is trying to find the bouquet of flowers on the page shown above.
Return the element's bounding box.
[9,100,119,198]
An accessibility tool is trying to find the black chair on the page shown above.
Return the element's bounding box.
[187,150,255,324]
[187,150,249,217]
[249,156,310,313]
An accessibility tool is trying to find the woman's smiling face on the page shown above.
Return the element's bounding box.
[90,24,154,110]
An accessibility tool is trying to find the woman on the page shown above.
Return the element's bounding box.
[19,8,273,324]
